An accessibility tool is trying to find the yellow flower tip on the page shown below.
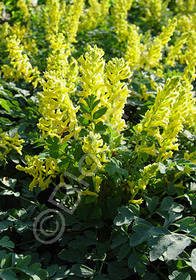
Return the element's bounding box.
[81,189,99,197]
[129,198,143,205]
[174,181,185,189]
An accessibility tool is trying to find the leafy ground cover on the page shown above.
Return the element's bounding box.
[0,0,196,279]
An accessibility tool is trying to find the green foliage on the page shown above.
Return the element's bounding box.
[0,0,196,279]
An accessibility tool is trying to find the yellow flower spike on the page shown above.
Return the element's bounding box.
[142,18,177,69]
[134,77,186,162]
[63,0,84,44]
[79,45,107,127]
[141,0,163,22]
[2,35,40,84]
[79,0,110,31]
[45,0,61,37]
[93,176,103,193]
[174,181,185,189]
[111,0,133,42]
[105,57,131,133]
[127,180,135,195]
[38,33,80,142]
[0,2,3,21]
[138,163,159,190]
[17,0,30,22]
[81,132,108,177]
[187,0,195,12]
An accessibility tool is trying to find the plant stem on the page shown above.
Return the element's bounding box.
[151,263,168,280]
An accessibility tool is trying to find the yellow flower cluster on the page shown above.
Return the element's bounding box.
[128,163,159,204]
[81,131,108,177]
[181,31,196,82]
[125,24,144,70]
[124,17,178,75]
[0,132,25,162]
[44,0,83,46]
[135,76,196,162]
[165,32,190,67]
[175,0,195,13]
[0,2,3,20]
[16,156,60,190]
[45,0,61,37]
[1,35,39,85]
[143,18,177,69]
[105,57,131,132]
[134,77,181,161]
[164,16,196,83]
[111,0,133,42]
[78,45,108,177]
[79,0,110,31]
[78,45,131,179]
[10,22,38,58]
[79,45,131,131]
[38,33,80,142]
[176,15,193,33]
[184,151,196,164]
[78,45,106,121]
[142,0,163,22]
[62,0,83,44]
[17,0,30,22]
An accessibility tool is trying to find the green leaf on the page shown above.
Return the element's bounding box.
[0,190,20,197]
[79,103,90,114]
[47,265,67,279]
[146,196,159,213]
[113,204,139,226]
[169,271,191,280]
[0,236,14,250]
[128,250,148,276]
[17,255,31,268]
[190,248,196,272]
[113,208,134,226]
[58,248,84,263]
[129,230,149,247]
[71,264,95,278]
[0,269,18,280]
[93,107,107,119]
[116,243,131,262]
[1,178,17,189]
[92,99,100,110]
[111,234,128,249]
[93,274,110,280]
[1,253,13,268]
[149,233,191,261]
[174,217,196,233]
[95,121,108,134]
[143,271,159,280]
[0,250,6,262]
[159,162,167,174]
[0,98,12,111]
[46,136,60,159]
[158,196,173,211]
[107,261,130,279]
[70,231,98,248]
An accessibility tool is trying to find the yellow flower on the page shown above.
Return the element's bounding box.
[0,133,25,162]
[16,156,60,190]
